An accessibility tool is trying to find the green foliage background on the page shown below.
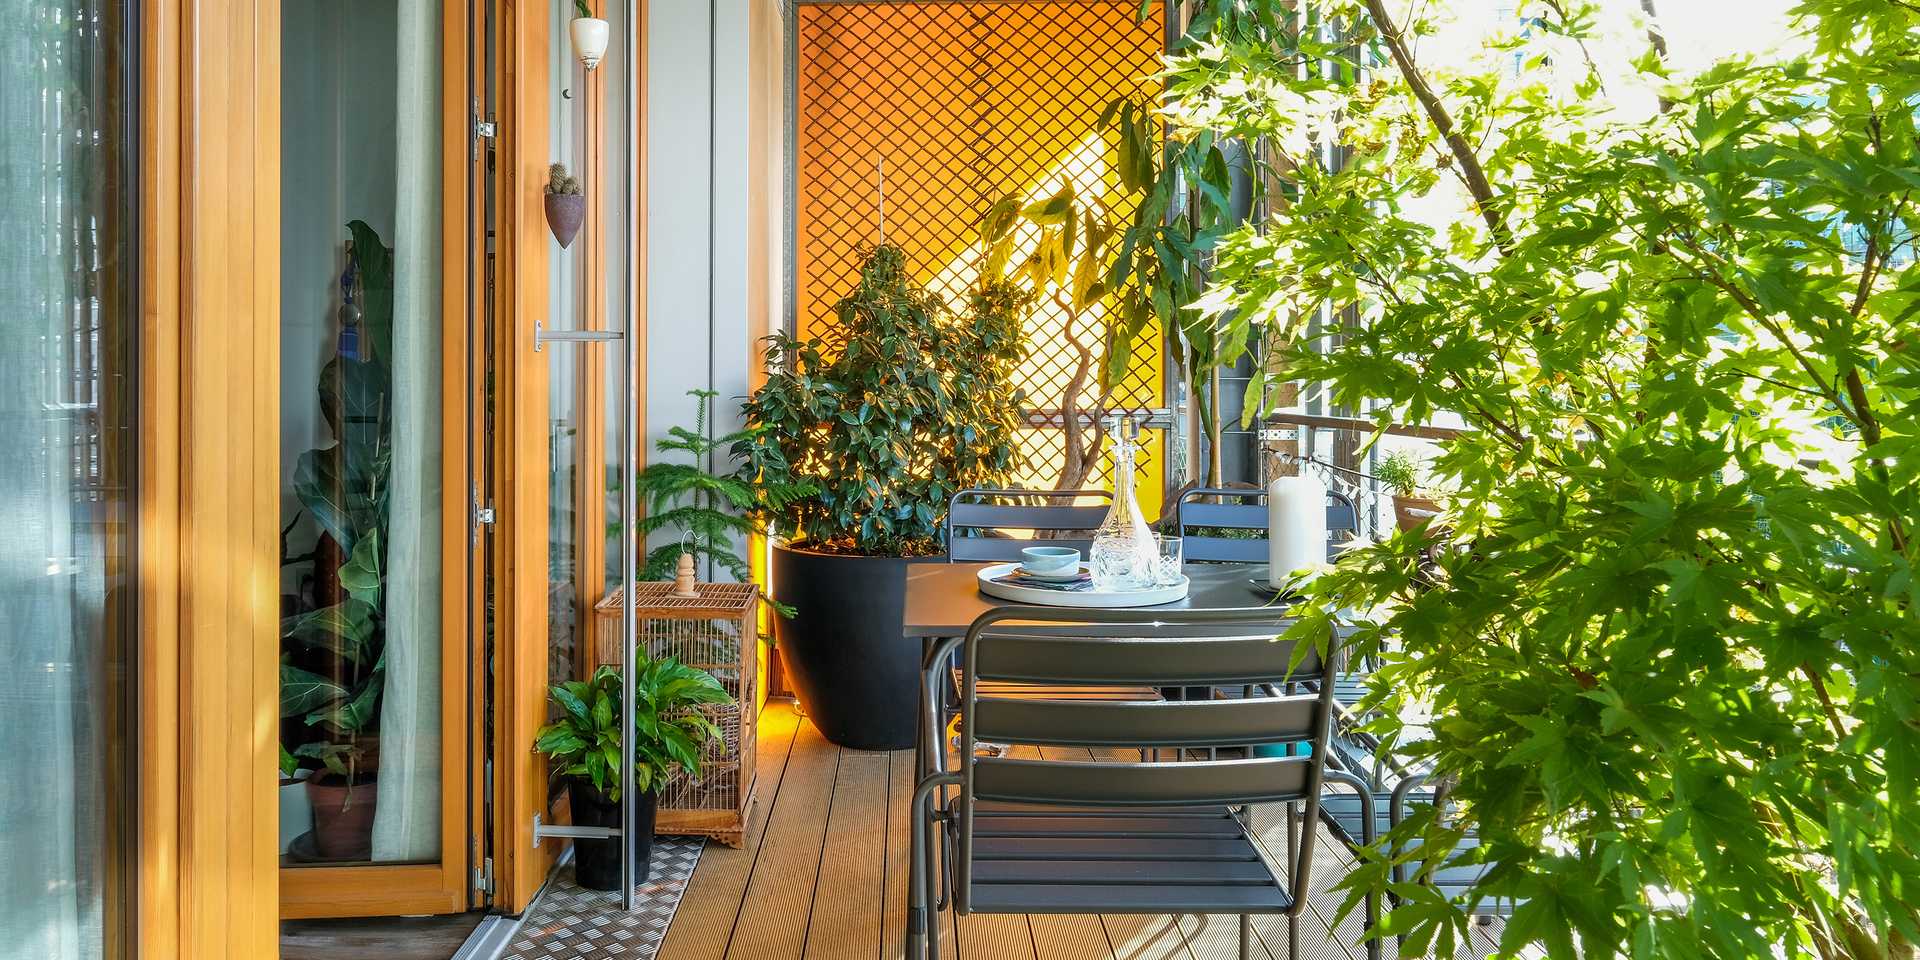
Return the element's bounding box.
[1154,0,1920,956]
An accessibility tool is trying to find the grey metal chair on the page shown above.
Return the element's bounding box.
[907,606,1379,960]
[1173,486,1360,564]
[944,488,1111,562]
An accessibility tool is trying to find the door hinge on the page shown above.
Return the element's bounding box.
[472,488,497,546]
[472,101,497,162]
[474,856,494,896]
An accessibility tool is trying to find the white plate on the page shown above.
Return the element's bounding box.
[977,562,1190,608]
[1016,562,1086,581]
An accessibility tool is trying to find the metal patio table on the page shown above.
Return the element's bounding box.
[902,561,1292,781]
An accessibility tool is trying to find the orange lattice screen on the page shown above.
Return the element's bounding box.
[795,0,1169,517]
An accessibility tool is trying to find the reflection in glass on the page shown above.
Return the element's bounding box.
[0,0,136,956]
[278,0,443,865]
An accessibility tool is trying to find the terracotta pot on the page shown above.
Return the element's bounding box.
[568,779,658,891]
[306,772,378,861]
[1393,494,1443,534]
[544,192,586,249]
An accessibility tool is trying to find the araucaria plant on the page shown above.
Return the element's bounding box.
[632,388,810,597]
[1158,0,1919,957]
[738,244,1028,556]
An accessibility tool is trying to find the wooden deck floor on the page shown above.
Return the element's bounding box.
[659,703,1509,960]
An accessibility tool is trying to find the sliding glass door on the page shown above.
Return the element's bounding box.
[276,0,479,918]
[0,0,138,957]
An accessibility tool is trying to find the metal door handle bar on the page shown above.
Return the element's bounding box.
[533,319,627,351]
[531,814,624,847]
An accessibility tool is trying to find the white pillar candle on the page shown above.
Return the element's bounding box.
[1267,473,1327,590]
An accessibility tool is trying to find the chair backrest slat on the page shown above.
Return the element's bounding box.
[950,536,1096,563]
[945,489,1111,563]
[1178,535,1267,563]
[973,756,1313,808]
[1174,487,1360,563]
[974,631,1322,686]
[973,695,1319,749]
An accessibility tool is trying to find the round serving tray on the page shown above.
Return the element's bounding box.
[976,562,1190,608]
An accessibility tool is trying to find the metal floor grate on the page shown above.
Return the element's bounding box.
[501,838,704,960]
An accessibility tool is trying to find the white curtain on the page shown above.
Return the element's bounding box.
[0,0,108,954]
[372,0,445,863]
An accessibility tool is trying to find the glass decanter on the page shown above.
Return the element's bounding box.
[1089,414,1158,591]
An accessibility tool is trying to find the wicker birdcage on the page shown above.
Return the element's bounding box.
[593,581,758,848]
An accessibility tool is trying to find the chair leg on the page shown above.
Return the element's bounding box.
[907,786,930,960]
[1239,914,1252,960]
[1289,914,1301,960]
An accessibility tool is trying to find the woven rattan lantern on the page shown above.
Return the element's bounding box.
[594,580,758,847]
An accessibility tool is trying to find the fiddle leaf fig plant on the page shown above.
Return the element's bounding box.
[279,220,396,800]
[1167,0,1920,957]
[737,244,1028,556]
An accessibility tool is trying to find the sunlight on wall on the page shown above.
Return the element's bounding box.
[795,1,1169,517]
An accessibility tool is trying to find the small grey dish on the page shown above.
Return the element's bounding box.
[1018,545,1081,578]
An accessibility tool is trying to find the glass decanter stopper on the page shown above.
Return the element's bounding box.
[1089,414,1158,591]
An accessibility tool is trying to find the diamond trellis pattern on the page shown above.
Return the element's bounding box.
[796,0,1169,514]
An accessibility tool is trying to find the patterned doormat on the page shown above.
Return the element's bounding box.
[502,838,704,960]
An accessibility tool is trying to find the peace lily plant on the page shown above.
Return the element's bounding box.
[1150,0,1919,957]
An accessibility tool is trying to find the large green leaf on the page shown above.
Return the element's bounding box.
[280,664,347,718]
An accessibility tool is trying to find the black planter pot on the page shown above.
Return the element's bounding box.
[771,542,918,750]
[567,779,659,891]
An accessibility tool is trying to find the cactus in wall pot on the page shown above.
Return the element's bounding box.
[543,161,585,249]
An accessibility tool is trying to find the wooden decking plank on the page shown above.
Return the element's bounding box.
[658,704,804,960]
[884,748,956,960]
[956,913,1036,960]
[803,749,891,960]
[724,715,842,960]
[1175,912,1277,960]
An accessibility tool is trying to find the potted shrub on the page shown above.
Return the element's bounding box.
[737,244,1027,749]
[534,652,730,890]
[1376,450,1441,534]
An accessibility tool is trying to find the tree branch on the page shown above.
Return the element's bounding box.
[1362,0,1514,254]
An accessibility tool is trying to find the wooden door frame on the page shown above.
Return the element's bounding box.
[137,0,282,953]
[492,0,556,912]
[490,0,647,913]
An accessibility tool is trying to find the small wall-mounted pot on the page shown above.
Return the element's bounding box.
[571,17,610,70]
[544,192,586,249]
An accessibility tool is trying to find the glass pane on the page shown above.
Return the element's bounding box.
[279,0,444,865]
[0,0,137,956]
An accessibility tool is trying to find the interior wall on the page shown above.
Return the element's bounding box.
[278,0,399,534]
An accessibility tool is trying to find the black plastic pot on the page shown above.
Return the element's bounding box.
[771,542,918,750]
[567,779,658,891]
